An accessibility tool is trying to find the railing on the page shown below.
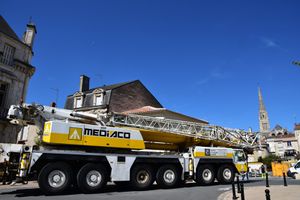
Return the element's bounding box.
[110,113,259,148]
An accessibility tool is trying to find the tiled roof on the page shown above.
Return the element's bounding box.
[0,15,22,42]
[122,106,209,124]
[67,80,137,97]
[122,106,166,114]
[267,134,296,139]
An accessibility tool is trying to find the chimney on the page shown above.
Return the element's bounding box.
[79,75,90,92]
[23,21,37,48]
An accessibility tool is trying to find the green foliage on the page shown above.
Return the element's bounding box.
[261,154,282,170]
[34,136,42,146]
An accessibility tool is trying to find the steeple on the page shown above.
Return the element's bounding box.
[258,87,270,132]
[258,87,266,110]
[22,18,37,48]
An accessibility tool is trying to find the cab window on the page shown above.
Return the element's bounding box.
[234,150,246,162]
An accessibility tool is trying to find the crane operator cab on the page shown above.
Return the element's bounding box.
[233,149,248,175]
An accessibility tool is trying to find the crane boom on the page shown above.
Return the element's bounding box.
[7,103,258,150]
[110,113,258,149]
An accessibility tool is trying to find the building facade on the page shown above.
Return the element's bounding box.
[266,134,299,158]
[294,124,300,152]
[0,16,36,143]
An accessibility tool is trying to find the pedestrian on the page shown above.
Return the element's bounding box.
[2,159,9,185]
[246,166,249,180]
[261,164,266,178]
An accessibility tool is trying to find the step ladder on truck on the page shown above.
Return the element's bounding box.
[0,103,257,194]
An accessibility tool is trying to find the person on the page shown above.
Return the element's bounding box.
[2,159,8,185]
[242,166,250,181]
[261,164,266,178]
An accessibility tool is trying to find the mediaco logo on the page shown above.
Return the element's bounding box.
[68,127,82,140]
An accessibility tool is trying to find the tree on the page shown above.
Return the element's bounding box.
[261,154,282,171]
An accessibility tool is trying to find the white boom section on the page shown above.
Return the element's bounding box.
[7,104,105,125]
[110,113,259,148]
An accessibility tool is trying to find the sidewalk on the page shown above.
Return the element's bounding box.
[218,185,300,200]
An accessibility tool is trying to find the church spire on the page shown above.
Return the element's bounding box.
[258,87,265,110]
[258,87,270,132]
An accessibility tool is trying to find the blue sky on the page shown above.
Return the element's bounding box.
[2,0,300,131]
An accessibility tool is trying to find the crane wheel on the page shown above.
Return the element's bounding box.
[38,162,72,195]
[195,164,215,185]
[77,163,108,193]
[217,165,235,184]
[156,165,180,188]
[130,164,154,190]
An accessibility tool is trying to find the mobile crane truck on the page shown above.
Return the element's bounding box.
[0,103,258,194]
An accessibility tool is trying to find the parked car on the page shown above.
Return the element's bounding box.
[287,160,300,178]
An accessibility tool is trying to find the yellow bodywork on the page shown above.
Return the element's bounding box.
[235,163,248,174]
[43,121,145,150]
[193,147,248,174]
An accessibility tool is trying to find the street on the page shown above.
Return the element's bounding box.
[0,177,299,200]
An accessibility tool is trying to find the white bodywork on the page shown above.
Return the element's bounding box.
[0,143,23,162]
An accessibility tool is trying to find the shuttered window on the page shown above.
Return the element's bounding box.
[1,44,15,66]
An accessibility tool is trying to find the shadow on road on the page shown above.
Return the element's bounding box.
[0,180,264,197]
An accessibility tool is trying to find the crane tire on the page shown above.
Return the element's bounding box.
[217,165,235,184]
[195,164,215,185]
[77,163,108,193]
[156,165,180,188]
[38,162,72,195]
[130,164,154,190]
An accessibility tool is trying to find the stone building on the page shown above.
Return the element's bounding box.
[65,75,207,123]
[65,75,163,113]
[258,87,270,133]
[294,123,300,152]
[0,16,36,143]
[266,134,299,158]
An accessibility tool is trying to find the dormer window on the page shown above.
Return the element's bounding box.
[94,94,103,106]
[74,97,82,108]
[73,92,84,108]
[93,88,104,106]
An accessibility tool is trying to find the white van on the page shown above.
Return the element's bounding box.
[287,160,300,178]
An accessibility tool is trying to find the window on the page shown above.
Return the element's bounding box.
[94,94,103,106]
[0,83,8,107]
[92,89,104,106]
[287,141,292,147]
[74,97,82,108]
[234,150,246,162]
[1,44,15,66]
[262,123,268,131]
